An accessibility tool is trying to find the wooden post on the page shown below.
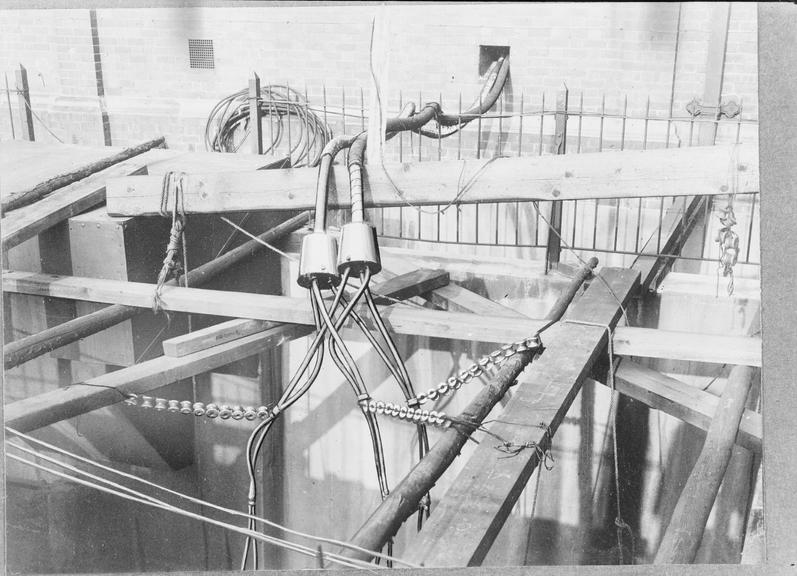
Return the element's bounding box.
[339,258,599,564]
[654,364,757,564]
[5,72,16,139]
[697,3,732,147]
[695,372,761,562]
[249,73,263,155]
[15,64,34,141]
[545,88,568,273]
[3,211,310,370]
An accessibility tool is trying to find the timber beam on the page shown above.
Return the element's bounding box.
[2,270,548,344]
[2,148,175,252]
[1,137,166,214]
[340,258,599,563]
[2,211,310,370]
[405,267,640,567]
[2,270,762,364]
[654,364,758,563]
[160,268,449,357]
[105,144,757,216]
[610,360,761,453]
[5,267,452,433]
[4,324,310,434]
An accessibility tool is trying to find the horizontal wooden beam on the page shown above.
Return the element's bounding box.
[408,268,640,567]
[105,144,757,216]
[160,268,449,357]
[4,323,310,434]
[379,253,521,316]
[2,149,173,251]
[613,326,761,367]
[657,271,761,302]
[370,268,449,305]
[2,270,547,345]
[3,211,310,370]
[3,271,763,366]
[161,319,274,357]
[611,360,761,453]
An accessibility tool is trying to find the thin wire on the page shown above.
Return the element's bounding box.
[219,216,298,262]
[530,201,630,326]
[381,155,504,215]
[5,428,414,568]
[6,451,375,571]
[21,96,64,143]
[215,212,252,258]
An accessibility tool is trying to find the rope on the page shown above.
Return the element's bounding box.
[153,171,187,315]
[564,319,635,564]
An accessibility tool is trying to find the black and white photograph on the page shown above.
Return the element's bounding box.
[1,2,795,574]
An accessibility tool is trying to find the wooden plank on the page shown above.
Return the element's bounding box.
[341,258,598,564]
[380,253,520,316]
[1,270,548,345]
[160,268,448,357]
[162,319,275,357]
[370,268,449,305]
[408,268,639,567]
[3,211,310,370]
[64,207,174,365]
[0,141,125,197]
[613,326,761,367]
[144,150,283,175]
[105,144,758,216]
[6,270,761,367]
[657,271,761,301]
[632,195,707,291]
[0,137,165,213]
[654,364,757,564]
[611,361,761,453]
[4,323,311,434]
[2,149,173,251]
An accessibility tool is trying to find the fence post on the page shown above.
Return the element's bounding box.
[545,88,568,272]
[15,64,34,141]
[4,73,15,139]
[249,72,262,154]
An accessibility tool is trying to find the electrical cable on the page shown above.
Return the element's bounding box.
[5,428,413,566]
[214,55,512,566]
[205,84,333,167]
[5,446,385,570]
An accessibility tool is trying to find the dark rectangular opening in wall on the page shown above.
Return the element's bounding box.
[479,45,510,76]
[188,39,214,69]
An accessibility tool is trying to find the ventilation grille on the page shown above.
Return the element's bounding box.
[188,39,214,69]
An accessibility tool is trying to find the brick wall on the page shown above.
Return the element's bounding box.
[0,3,758,152]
